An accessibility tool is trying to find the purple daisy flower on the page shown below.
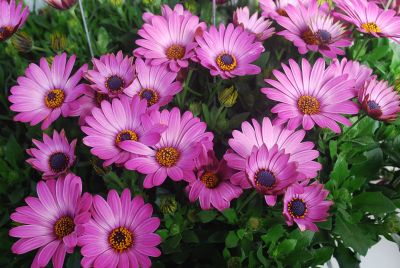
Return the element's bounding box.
[262,58,360,133]
[0,0,29,42]
[283,182,333,231]
[259,0,301,19]
[195,23,264,79]
[233,6,275,41]
[143,4,192,23]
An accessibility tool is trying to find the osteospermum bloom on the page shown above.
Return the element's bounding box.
[143,3,192,23]
[45,0,77,10]
[0,0,29,42]
[10,174,92,268]
[124,58,183,108]
[283,182,333,231]
[26,129,76,179]
[262,58,359,133]
[224,117,321,189]
[121,108,214,188]
[233,7,275,41]
[259,0,300,19]
[358,77,400,121]
[82,95,166,166]
[334,0,400,41]
[9,53,88,130]
[78,189,161,268]
[245,145,299,206]
[85,51,135,98]
[195,23,264,79]
[186,146,242,211]
[134,5,206,72]
[276,1,352,58]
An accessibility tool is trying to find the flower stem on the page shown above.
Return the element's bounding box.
[78,0,94,58]
[338,114,367,143]
[238,191,258,213]
[212,0,216,26]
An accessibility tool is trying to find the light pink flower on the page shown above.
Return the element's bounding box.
[233,6,275,41]
[259,0,301,19]
[45,0,76,10]
[0,0,29,42]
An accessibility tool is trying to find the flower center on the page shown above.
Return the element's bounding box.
[156,147,180,167]
[54,216,75,239]
[115,130,138,144]
[108,226,134,252]
[316,30,331,44]
[297,95,320,115]
[276,8,288,17]
[49,152,70,173]
[139,88,159,106]
[106,75,125,93]
[301,28,319,45]
[216,53,237,71]
[200,171,220,189]
[0,26,13,41]
[361,22,381,33]
[287,198,307,218]
[367,100,381,111]
[255,170,276,189]
[95,92,111,106]
[45,89,65,109]
[166,44,186,60]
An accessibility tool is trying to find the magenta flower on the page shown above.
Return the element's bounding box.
[45,0,76,10]
[78,189,161,268]
[262,58,359,133]
[195,23,264,79]
[334,0,400,41]
[358,77,400,122]
[276,1,352,58]
[134,5,205,72]
[233,7,275,41]
[9,53,88,130]
[186,146,242,211]
[283,182,333,231]
[124,58,183,109]
[120,108,214,188]
[224,117,321,189]
[26,129,76,179]
[10,174,92,268]
[85,51,135,98]
[245,145,299,206]
[259,0,301,19]
[0,0,29,42]
[82,95,165,167]
[143,3,192,23]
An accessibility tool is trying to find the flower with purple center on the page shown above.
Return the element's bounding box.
[0,0,29,42]
[233,6,275,41]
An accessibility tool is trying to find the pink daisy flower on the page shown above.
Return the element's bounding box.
[9,174,92,268]
[283,182,333,231]
[195,23,264,79]
[358,77,400,122]
[120,108,214,188]
[0,0,29,42]
[224,117,321,189]
[143,3,192,23]
[9,53,88,130]
[78,189,161,268]
[334,0,400,41]
[233,6,275,41]
[262,58,360,133]
[186,146,243,211]
[124,58,183,109]
[134,5,205,72]
[259,0,301,19]
[26,129,76,180]
[245,145,299,206]
[276,1,352,58]
[82,95,166,167]
[84,51,135,98]
[45,0,76,10]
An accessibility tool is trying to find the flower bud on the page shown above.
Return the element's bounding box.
[227,257,242,268]
[50,32,67,52]
[247,217,262,231]
[184,0,197,13]
[11,32,33,53]
[159,196,178,215]
[218,86,238,108]
[45,0,77,10]
[189,102,202,116]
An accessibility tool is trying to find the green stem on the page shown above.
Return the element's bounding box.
[78,0,94,58]
[338,114,367,144]
[238,191,258,213]
[32,46,47,52]
[385,0,394,10]
[353,38,371,60]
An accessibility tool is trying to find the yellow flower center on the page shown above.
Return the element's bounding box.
[115,130,138,144]
[45,89,65,109]
[361,22,381,33]
[139,88,159,106]
[276,8,288,17]
[95,92,111,106]
[156,147,180,167]
[297,95,320,115]
[108,226,134,252]
[166,44,186,60]
[216,53,237,71]
[54,216,75,239]
[200,171,220,189]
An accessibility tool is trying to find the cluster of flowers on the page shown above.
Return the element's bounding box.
[3,0,400,267]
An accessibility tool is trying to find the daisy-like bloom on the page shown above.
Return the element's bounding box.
[186,146,242,211]
[143,4,192,23]
[134,5,206,72]
[259,0,300,19]
[233,7,275,41]
[245,145,299,206]
[276,1,352,58]
[0,0,29,42]
[85,51,135,98]
[334,0,400,41]
[9,53,88,130]
[120,108,214,188]
[124,58,183,109]
[195,23,264,79]
[331,57,373,95]
[283,182,333,231]
[9,174,92,268]
[262,58,360,133]
[26,129,76,179]
[358,77,400,121]
[45,0,77,10]
[82,95,166,167]
[78,189,161,268]
[224,117,321,189]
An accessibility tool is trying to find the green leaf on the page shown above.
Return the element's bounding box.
[256,246,268,266]
[352,192,396,215]
[334,244,360,268]
[222,208,238,224]
[197,210,218,223]
[261,225,285,246]
[329,140,337,159]
[331,155,350,182]
[273,239,297,258]
[311,247,334,266]
[182,230,199,244]
[225,231,239,248]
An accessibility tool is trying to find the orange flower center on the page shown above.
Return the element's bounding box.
[361,22,381,33]
[166,44,186,60]
[276,8,288,17]
[301,28,320,45]
[108,226,134,252]
[216,53,237,71]
[95,92,111,106]
[200,171,220,189]
[45,89,65,109]
[139,88,159,106]
[156,147,180,167]
[54,216,75,239]
[0,26,14,41]
[115,130,138,144]
[297,95,320,115]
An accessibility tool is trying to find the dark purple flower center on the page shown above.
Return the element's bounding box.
[138,88,159,106]
[49,152,69,172]
[255,170,276,188]
[367,100,380,110]
[288,198,307,218]
[115,130,138,144]
[106,75,125,93]
[316,30,331,43]
[221,54,234,65]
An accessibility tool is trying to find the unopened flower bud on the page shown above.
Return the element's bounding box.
[160,196,178,215]
[50,32,67,52]
[219,86,238,108]
[11,32,33,53]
